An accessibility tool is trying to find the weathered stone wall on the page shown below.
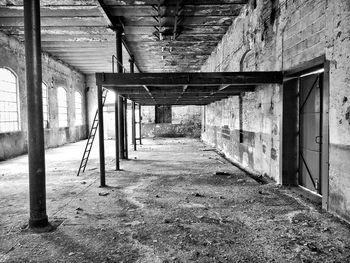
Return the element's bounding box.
[201,0,350,221]
[0,31,87,161]
[141,106,202,138]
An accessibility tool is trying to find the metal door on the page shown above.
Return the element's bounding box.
[299,72,323,194]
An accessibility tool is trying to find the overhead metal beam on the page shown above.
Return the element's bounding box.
[96,72,283,86]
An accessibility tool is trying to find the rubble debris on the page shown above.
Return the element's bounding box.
[98,192,110,196]
[215,171,232,176]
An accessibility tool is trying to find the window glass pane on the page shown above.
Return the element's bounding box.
[57,87,68,127]
[0,68,19,133]
[75,91,82,126]
[42,82,49,128]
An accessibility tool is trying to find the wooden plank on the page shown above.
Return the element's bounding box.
[108,4,243,17]
[123,16,234,27]
[0,17,106,27]
[103,0,248,5]
[0,0,98,5]
[96,72,284,86]
[124,25,229,34]
[0,6,101,17]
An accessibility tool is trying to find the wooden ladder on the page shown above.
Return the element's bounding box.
[77,88,108,176]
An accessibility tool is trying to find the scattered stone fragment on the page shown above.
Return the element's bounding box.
[192,192,204,197]
[81,181,86,184]
[98,192,110,196]
[68,252,75,256]
[215,171,231,176]
[156,194,160,198]
[6,247,15,253]
[76,207,83,211]
[164,218,172,223]
[306,242,320,252]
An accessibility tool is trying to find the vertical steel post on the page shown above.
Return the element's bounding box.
[139,104,142,145]
[115,27,123,169]
[124,98,128,159]
[129,57,136,151]
[116,26,125,159]
[24,0,49,228]
[118,96,125,159]
[97,85,106,187]
[132,102,136,151]
[115,94,120,170]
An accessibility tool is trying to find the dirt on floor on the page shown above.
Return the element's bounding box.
[0,138,349,263]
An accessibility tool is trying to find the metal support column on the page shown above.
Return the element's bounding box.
[115,93,120,170]
[97,85,106,187]
[115,27,123,169]
[118,95,125,159]
[132,102,136,151]
[129,57,136,151]
[139,104,142,145]
[124,98,128,159]
[116,26,125,159]
[24,0,49,228]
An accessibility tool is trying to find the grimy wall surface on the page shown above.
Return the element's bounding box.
[201,0,350,221]
[0,32,87,160]
[141,106,202,138]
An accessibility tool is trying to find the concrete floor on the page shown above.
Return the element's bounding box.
[0,138,349,263]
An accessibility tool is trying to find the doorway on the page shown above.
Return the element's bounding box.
[282,56,329,209]
[299,72,323,195]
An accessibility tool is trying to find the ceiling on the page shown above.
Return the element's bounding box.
[0,0,248,74]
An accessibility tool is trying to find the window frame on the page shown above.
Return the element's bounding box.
[42,82,49,128]
[57,86,68,128]
[0,67,20,133]
[74,90,83,126]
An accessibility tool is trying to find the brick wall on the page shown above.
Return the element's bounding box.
[201,0,350,221]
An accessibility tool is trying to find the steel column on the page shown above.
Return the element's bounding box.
[115,28,123,169]
[132,102,136,151]
[116,27,125,159]
[118,95,125,158]
[115,93,120,170]
[124,98,128,159]
[130,57,136,151]
[24,0,49,228]
[97,85,106,187]
[139,104,142,145]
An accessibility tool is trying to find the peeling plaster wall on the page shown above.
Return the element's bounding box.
[141,106,202,138]
[201,0,350,221]
[0,31,87,161]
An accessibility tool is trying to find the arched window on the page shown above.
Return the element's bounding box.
[57,87,68,127]
[75,91,82,126]
[0,68,19,133]
[42,82,49,128]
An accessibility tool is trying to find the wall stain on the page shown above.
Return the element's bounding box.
[342,96,348,105]
[345,106,350,124]
[271,148,277,160]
